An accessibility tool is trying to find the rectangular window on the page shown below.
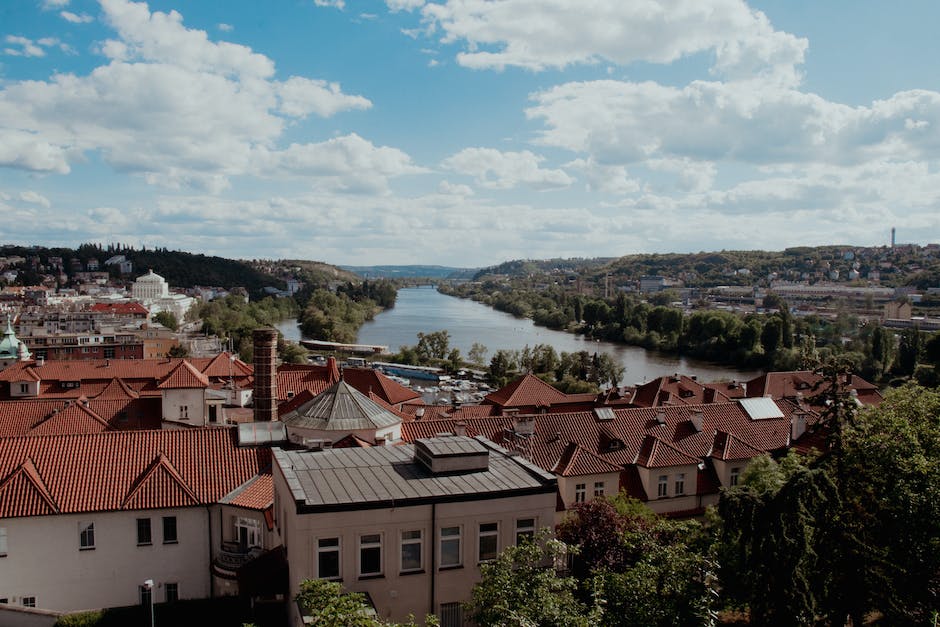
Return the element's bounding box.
[675,473,685,496]
[400,530,422,573]
[0,527,6,557]
[439,526,461,568]
[18,383,28,394]
[139,586,152,607]
[317,537,341,580]
[22,597,36,608]
[234,517,262,551]
[104,347,115,359]
[79,522,95,550]
[478,522,499,562]
[440,602,463,627]
[574,483,586,503]
[730,467,741,487]
[359,534,382,577]
[137,518,152,545]
[164,583,178,603]
[657,475,669,498]
[162,516,177,544]
[594,481,605,498]
[515,518,536,545]
[179,405,189,420]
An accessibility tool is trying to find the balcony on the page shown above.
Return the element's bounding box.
[212,541,264,578]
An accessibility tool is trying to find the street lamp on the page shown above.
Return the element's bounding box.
[142,579,154,627]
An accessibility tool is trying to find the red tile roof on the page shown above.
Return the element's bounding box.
[275,364,420,407]
[95,378,140,399]
[0,398,163,437]
[710,431,765,461]
[635,435,701,468]
[90,302,150,315]
[553,442,622,476]
[631,375,729,407]
[158,360,210,389]
[745,371,882,406]
[222,470,273,510]
[0,428,271,518]
[484,374,570,408]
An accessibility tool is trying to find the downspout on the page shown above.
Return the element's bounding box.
[206,505,215,598]
[430,502,436,618]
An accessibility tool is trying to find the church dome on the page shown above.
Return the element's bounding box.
[0,316,30,360]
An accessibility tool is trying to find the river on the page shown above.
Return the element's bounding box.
[276,286,759,386]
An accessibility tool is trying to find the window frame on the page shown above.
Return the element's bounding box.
[400,529,423,574]
[593,481,605,498]
[515,518,536,545]
[136,518,152,546]
[358,533,383,578]
[164,582,179,603]
[162,516,178,544]
[657,474,669,498]
[22,596,36,608]
[440,601,463,627]
[79,522,95,550]
[478,522,499,563]
[0,527,6,557]
[439,526,462,569]
[730,466,741,487]
[317,537,341,580]
[574,483,586,503]
[674,473,686,496]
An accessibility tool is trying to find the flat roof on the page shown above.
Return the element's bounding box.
[275,436,556,513]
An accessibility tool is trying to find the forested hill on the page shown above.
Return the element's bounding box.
[1,243,283,295]
[473,245,940,288]
[341,264,474,279]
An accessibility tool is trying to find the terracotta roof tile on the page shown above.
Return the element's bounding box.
[552,442,622,477]
[710,431,765,461]
[0,428,271,518]
[158,360,210,389]
[484,374,569,408]
[94,378,140,400]
[29,402,110,436]
[0,457,59,516]
[221,469,273,510]
[635,435,701,468]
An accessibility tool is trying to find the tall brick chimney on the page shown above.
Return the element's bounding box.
[252,328,278,422]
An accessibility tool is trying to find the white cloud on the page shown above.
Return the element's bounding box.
[0,0,389,192]
[438,180,474,196]
[276,77,371,118]
[60,11,94,23]
[42,0,70,8]
[387,0,426,11]
[4,36,46,58]
[565,158,641,195]
[314,0,345,9]
[18,191,52,207]
[442,147,573,190]
[417,0,806,84]
[217,23,233,32]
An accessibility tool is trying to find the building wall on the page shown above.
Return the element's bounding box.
[0,508,210,612]
[556,472,621,513]
[636,463,701,514]
[161,388,206,425]
[274,467,556,626]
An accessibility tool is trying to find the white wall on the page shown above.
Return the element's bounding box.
[0,507,210,612]
[162,388,206,425]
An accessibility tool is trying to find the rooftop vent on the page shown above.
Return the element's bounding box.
[414,436,489,474]
[654,410,667,426]
[513,416,535,436]
[593,407,615,421]
[689,409,703,432]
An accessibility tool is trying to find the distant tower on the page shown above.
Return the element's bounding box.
[891,227,896,248]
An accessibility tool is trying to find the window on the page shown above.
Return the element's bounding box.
[79,522,95,550]
[674,473,685,496]
[104,347,115,359]
[162,516,177,544]
[440,602,463,627]
[515,518,536,544]
[439,526,461,568]
[137,518,152,545]
[574,483,586,503]
[594,481,605,498]
[139,585,152,607]
[400,530,422,573]
[657,475,668,498]
[18,383,28,394]
[234,517,262,551]
[730,467,741,487]
[317,537,341,580]
[0,527,6,557]
[165,583,178,603]
[359,534,382,577]
[478,523,498,562]
[179,405,189,420]
[22,597,36,608]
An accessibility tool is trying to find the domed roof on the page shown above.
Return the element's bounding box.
[0,316,30,360]
[136,269,166,283]
[281,379,401,432]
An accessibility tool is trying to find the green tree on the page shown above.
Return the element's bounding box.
[416,330,450,362]
[153,310,179,331]
[295,578,435,627]
[467,534,603,627]
[468,342,489,366]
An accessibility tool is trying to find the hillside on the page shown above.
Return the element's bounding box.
[341,264,474,279]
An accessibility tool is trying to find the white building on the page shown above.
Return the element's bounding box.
[131,270,170,300]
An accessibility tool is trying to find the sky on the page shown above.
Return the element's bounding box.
[1,0,940,268]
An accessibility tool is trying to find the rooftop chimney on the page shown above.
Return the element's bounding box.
[252,328,278,422]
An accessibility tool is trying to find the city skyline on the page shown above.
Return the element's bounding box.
[2,0,940,266]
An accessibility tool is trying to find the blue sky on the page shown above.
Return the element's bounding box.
[2,0,940,267]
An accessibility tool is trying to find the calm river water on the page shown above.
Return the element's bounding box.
[276,286,759,386]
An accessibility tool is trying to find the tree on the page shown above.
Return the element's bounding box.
[416,330,450,362]
[295,579,435,627]
[488,349,517,388]
[468,342,488,366]
[467,533,603,627]
[153,310,179,331]
[166,344,189,358]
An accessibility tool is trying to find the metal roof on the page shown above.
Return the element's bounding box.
[415,436,488,457]
[738,397,785,420]
[280,379,401,431]
[237,421,288,446]
[276,437,556,512]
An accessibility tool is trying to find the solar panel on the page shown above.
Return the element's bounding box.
[738,397,785,420]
